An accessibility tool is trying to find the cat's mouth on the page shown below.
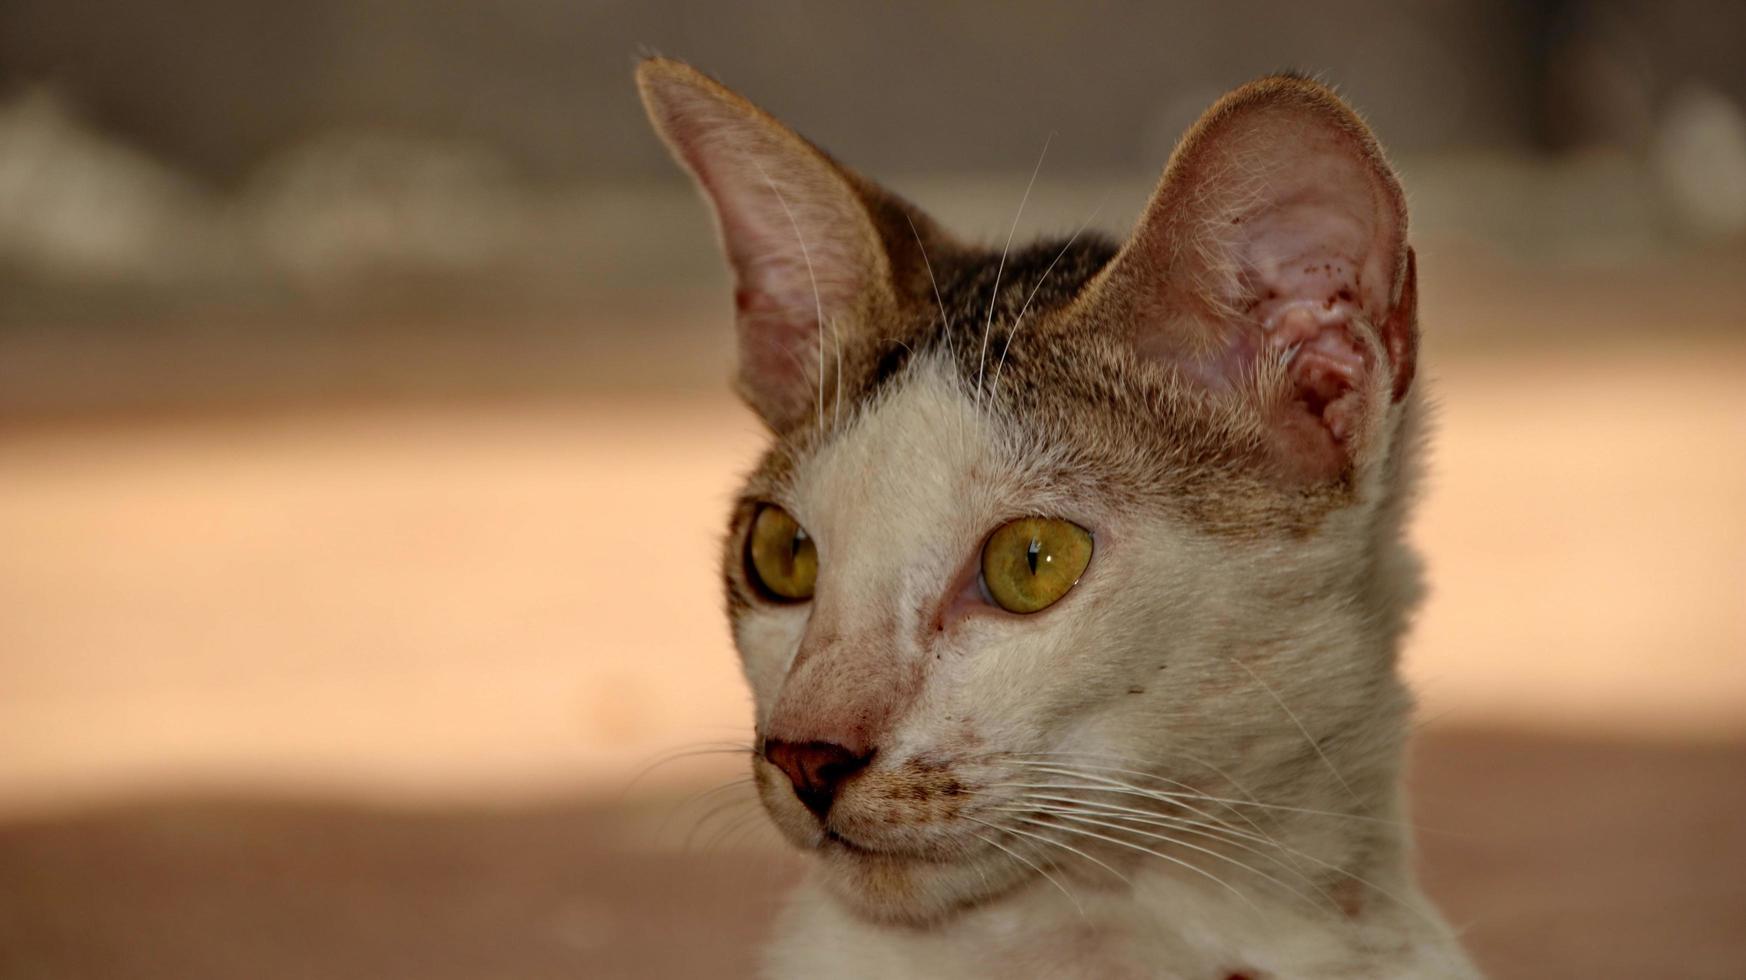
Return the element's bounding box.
[818,825,951,864]
[804,811,1049,926]
[819,826,877,854]
[747,756,1073,923]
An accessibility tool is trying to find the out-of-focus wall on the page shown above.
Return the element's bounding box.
[2,1,1744,415]
[7,0,1746,180]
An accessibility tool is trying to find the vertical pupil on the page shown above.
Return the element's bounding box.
[1026,536,1041,574]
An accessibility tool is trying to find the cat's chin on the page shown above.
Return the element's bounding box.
[754,765,1036,923]
[810,833,1031,926]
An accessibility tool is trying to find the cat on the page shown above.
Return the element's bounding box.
[637,57,1480,980]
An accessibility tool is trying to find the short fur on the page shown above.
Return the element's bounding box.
[638,57,1479,979]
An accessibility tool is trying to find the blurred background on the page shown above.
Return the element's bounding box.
[1,2,1743,977]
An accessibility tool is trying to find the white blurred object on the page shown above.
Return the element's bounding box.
[0,89,217,281]
[1652,83,1746,241]
[244,132,527,290]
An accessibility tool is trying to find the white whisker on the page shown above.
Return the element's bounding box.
[1228,656,1364,805]
[1010,787,1301,876]
[989,198,1106,398]
[1001,799,1340,914]
[906,212,955,358]
[977,132,1052,406]
[968,827,1084,917]
[1007,749,1433,833]
[991,770,1443,924]
[904,211,968,459]
[992,776,1403,831]
[656,775,756,841]
[684,796,761,854]
[999,778,1291,881]
[1007,790,1256,846]
[749,159,827,433]
[1009,815,1260,914]
[832,315,843,430]
[969,814,1130,886]
[620,742,754,799]
[1039,751,1280,843]
[1003,756,1265,836]
[1000,763,1265,836]
[1021,811,1323,914]
[998,760,1408,829]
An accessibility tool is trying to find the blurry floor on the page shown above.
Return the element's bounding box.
[0,730,1742,980]
[1,338,1744,977]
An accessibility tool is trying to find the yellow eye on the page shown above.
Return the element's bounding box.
[745,505,818,601]
[980,517,1093,614]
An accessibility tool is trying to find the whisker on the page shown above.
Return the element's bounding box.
[989,197,1106,398]
[998,751,1257,821]
[1000,800,1340,914]
[1017,795,1432,924]
[619,742,754,799]
[1006,750,1441,834]
[1019,811,1324,915]
[968,813,1130,887]
[1141,746,1295,836]
[997,761,1410,830]
[905,212,954,359]
[968,827,1084,917]
[904,210,968,461]
[977,132,1052,406]
[683,796,760,854]
[1008,749,1277,838]
[749,158,827,433]
[832,315,844,431]
[992,776,1394,829]
[713,807,775,854]
[1227,655,1364,805]
[702,808,768,856]
[992,772,1439,922]
[997,767,1266,839]
[1001,758,1266,837]
[1006,789,1300,876]
[655,775,756,840]
[1004,789,1258,847]
[1008,815,1260,915]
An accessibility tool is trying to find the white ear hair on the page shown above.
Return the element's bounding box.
[637,58,894,430]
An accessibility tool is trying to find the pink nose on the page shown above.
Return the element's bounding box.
[763,739,872,819]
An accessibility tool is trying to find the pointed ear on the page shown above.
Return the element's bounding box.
[637,58,905,430]
[1084,75,1417,483]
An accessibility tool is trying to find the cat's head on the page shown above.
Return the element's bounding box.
[639,59,1424,924]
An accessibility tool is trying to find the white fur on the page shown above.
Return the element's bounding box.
[735,359,1478,978]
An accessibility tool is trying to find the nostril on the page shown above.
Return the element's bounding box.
[763,739,872,819]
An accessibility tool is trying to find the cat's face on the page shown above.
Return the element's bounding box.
[640,60,1423,924]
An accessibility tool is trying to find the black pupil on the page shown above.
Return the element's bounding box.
[1026,536,1041,574]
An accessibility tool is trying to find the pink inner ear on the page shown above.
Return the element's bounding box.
[1097,78,1414,482]
[640,68,882,426]
[1226,179,1402,472]
[734,283,819,394]
[1266,302,1368,444]
[1244,201,1377,440]
[692,151,881,422]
